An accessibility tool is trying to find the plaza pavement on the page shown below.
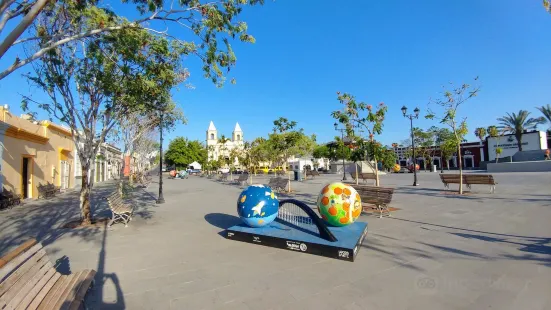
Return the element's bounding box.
[0,171,550,309]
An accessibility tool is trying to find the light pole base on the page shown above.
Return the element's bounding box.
[342,177,347,181]
[412,182,419,186]
[156,196,165,204]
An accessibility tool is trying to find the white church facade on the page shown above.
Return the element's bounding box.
[206,121,244,167]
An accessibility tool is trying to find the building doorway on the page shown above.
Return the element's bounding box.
[21,157,32,198]
[464,156,474,169]
[60,160,70,189]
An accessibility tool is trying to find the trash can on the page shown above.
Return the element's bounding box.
[431,165,437,172]
[294,171,303,181]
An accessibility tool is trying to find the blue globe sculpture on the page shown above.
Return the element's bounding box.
[237,185,279,228]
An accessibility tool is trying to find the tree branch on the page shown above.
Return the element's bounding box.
[0,0,48,59]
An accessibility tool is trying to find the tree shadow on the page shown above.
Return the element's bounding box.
[0,180,159,309]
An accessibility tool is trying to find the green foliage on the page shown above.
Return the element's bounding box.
[263,118,316,168]
[537,104,551,124]
[426,79,480,193]
[312,145,330,159]
[487,125,500,138]
[380,149,398,170]
[331,93,388,138]
[545,0,551,13]
[1,0,265,81]
[474,127,487,142]
[165,137,207,169]
[273,117,297,133]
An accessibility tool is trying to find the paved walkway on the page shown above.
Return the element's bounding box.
[1,172,550,309]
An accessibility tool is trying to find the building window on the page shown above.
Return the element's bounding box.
[210,133,214,140]
[237,134,241,140]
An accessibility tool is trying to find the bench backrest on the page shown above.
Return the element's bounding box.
[440,174,462,181]
[105,191,124,208]
[360,173,376,179]
[464,174,496,184]
[238,175,248,181]
[0,239,58,310]
[355,185,394,204]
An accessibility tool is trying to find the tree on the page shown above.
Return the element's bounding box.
[536,104,551,135]
[313,145,330,160]
[112,106,185,186]
[497,110,544,151]
[332,93,388,186]
[22,26,185,224]
[267,118,316,170]
[426,79,479,194]
[432,127,455,172]
[487,125,504,163]
[545,0,551,13]
[1,0,264,80]
[412,127,435,171]
[474,127,487,142]
[165,138,207,169]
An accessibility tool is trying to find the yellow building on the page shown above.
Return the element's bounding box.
[0,105,75,199]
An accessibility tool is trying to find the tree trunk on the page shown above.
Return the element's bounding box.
[516,134,523,151]
[457,145,463,194]
[80,165,92,224]
[374,156,380,187]
[355,162,359,185]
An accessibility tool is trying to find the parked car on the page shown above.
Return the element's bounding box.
[218,168,230,174]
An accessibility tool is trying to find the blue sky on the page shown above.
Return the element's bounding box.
[1,0,550,148]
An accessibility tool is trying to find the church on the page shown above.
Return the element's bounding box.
[206,121,244,166]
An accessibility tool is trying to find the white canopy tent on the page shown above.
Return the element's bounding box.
[189,161,202,170]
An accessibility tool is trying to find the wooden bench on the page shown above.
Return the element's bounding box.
[218,173,229,182]
[37,183,61,199]
[349,172,376,184]
[234,174,249,186]
[0,188,22,210]
[464,174,497,193]
[305,170,320,179]
[104,191,134,227]
[355,185,395,218]
[439,174,463,189]
[440,174,497,193]
[268,177,288,192]
[0,239,96,310]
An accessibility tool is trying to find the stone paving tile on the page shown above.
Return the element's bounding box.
[1,172,550,309]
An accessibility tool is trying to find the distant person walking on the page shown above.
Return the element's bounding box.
[545,149,550,160]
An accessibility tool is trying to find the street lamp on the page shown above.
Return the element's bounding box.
[156,110,165,204]
[401,106,420,186]
[334,122,347,181]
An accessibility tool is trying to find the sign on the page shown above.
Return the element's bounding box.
[487,131,548,161]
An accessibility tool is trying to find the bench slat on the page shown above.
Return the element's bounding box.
[26,272,61,310]
[0,240,38,270]
[15,267,57,310]
[64,270,96,310]
[36,274,71,310]
[2,255,51,309]
[0,247,47,298]
[52,271,85,309]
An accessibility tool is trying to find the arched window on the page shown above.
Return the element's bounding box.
[210,133,214,140]
[237,134,241,140]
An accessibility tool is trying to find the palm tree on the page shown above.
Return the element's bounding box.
[474,127,487,142]
[497,110,544,151]
[536,104,551,136]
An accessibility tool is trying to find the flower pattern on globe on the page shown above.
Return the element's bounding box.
[317,182,362,227]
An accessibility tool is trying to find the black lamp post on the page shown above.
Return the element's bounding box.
[156,110,165,204]
[401,106,420,186]
[334,122,347,181]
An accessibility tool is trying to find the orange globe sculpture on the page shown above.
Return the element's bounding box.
[317,182,362,227]
[393,164,401,173]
